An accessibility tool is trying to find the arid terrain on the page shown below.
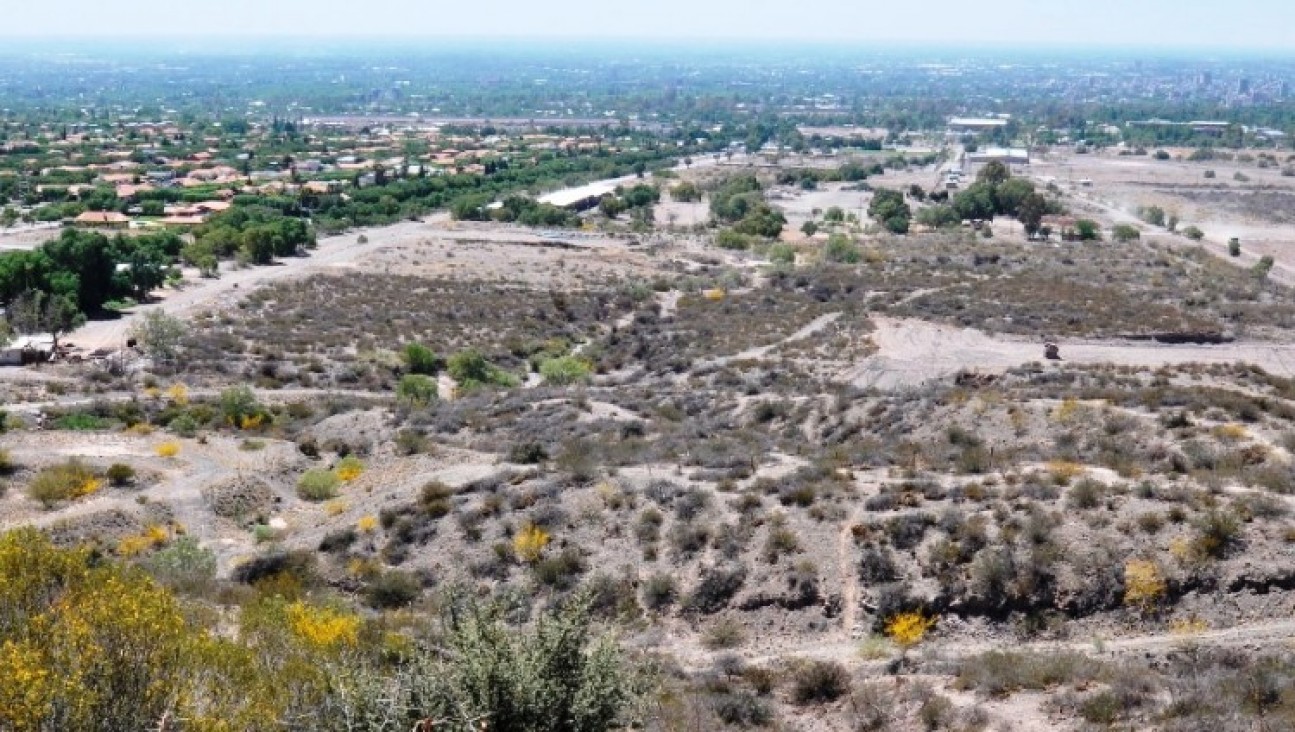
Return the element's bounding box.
[7,154,1295,731]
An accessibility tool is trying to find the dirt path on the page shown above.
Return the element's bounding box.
[842,317,1295,390]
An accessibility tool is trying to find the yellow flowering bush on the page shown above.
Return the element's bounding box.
[357,515,379,533]
[155,441,181,458]
[27,460,103,508]
[335,456,364,482]
[513,522,551,563]
[166,382,189,406]
[286,601,360,649]
[885,611,936,649]
[1123,558,1167,614]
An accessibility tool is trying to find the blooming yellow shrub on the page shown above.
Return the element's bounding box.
[116,524,172,557]
[1123,558,1166,614]
[335,456,364,482]
[166,383,189,406]
[513,523,551,563]
[239,413,264,431]
[286,601,360,649]
[155,441,181,458]
[885,611,936,649]
[357,515,378,533]
[1212,423,1248,441]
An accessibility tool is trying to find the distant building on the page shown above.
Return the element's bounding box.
[73,211,131,229]
[947,117,1010,135]
[967,147,1030,166]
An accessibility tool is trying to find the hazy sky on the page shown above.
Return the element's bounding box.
[4,0,1295,50]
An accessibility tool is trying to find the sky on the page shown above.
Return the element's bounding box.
[4,0,1295,50]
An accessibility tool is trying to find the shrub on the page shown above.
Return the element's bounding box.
[955,651,1103,697]
[1182,225,1205,241]
[508,441,548,465]
[790,661,850,705]
[27,460,101,507]
[53,413,112,431]
[0,448,13,475]
[106,463,136,487]
[218,385,261,426]
[1123,559,1166,614]
[143,536,217,593]
[402,342,442,375]
[885,611,935,649]
[448,349,517,390]
[155,441,181,458]
[168,413,199,438]
[513,523,551,563]
[539,355,592,386]
[1111,224,1140,242]
[702,617,747,650]
[297,470,341,502]
[1193,510,1242,558]
[396,374,438,406]
[684,565,747,614]
[823,234,861,264]
[335,456,363,482]
[642,572,678,610]
[364,570,422,609]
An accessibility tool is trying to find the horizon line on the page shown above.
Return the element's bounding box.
[0,35,1292,57]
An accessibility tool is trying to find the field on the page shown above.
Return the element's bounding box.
[7,155,1295,730]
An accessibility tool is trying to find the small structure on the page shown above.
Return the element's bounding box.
[73,211,131,229]
[1044,342,1061,360]
[0,335,55,366]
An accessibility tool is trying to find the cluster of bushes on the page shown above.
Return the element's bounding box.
[0,528,635,732]
[710,175,786,239]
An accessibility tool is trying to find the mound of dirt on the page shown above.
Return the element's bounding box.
[46,506,171,548]
[300,408,394,456]
[202,475,278,522]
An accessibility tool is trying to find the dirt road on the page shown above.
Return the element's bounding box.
[843,317,1295,390]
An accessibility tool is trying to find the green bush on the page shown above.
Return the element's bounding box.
[539,356,592,386]
[297,469,341,502]
[448,349,517,390]
[823,234,861,264]
[402,342,442,375]
[106,463,136,487]
[364,570,422,609]
[144,536,217,594]
[52,413,112,431]
[396,374,438,406]
[27,459,100,508]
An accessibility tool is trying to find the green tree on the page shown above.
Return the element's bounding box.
[976,160,1011,186]
[1017,193,1048,236]
[7,289,84,352]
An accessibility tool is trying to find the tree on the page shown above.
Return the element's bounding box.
[867,188,911,232]
[127,310,188,365]
[1253,255,1275,280]
[952,182,997,221]
[976,160,1011,186]
[7,289,84,353]
[1017,193,1048,236]
[800,221,819,237]
[1111,224,1141,243]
